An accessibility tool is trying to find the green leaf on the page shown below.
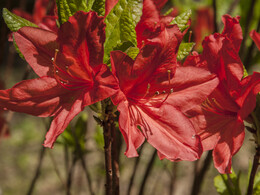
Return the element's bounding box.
[119,7,137,46]
[253,171,260,195]
[86,0,96,11]
[13,35,25,60]
[126,47,139,60]
[170,9,192,32]
[2,8,38,32]
[104,0,140,64]
[177,42,195,61]
[91,0,105,16]
[56,0,88,24]
[214,169,241,195]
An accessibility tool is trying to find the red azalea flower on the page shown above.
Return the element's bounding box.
[0,11,118,148]
[135,0,181,48]
[250,30,260,50]
[111,14,219,161]
[187,15,260,173]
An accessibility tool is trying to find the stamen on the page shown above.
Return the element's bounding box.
[189,31,192,43]
[155,91,160,95]
[170,88,174,93]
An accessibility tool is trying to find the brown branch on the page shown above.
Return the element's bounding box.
[66,155,77,195]
[247,146,260,195]
[190,150,212,195]
[138,149,157,195]
[102,99,119,195]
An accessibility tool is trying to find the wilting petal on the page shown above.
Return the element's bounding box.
[44,96,84,148]
[0,77,70,117]
[57,11,105,72]
[213,119,244,173]
[134,103,202,161]
[221,15,242,53]
[250,30,260,50]
[117,101,145,157]
[14,27,58,77]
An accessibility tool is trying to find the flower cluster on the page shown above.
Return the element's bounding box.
[1,0,260,174]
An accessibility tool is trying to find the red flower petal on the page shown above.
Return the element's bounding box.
[14,27,58,77]
[117,101,145,157]
[221,15,242,53]
[57,11,105,72]
[0,77,68,117]
[250,30,260,50]
[130,103,202,161]
[44,95,84,148]
[105,0,119,17]
[212,119,244,173]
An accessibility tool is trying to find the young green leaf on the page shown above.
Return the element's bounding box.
[86,0,96,12]
[177,42,195,61]
[2,8,38,32]
[170,9,192,32]
[91,0,105,16]
[104,0,140,63]
[12,34,25,60]
[56,0,88,24]
[214,170,242,195]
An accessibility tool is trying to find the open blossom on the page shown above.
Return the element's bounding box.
[0,11,118,148]
[111,0,219,161]
[186,15,260,173]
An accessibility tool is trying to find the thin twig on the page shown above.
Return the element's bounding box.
[190,151,212,195]
[127,144,144,195]
[67,155,77,195]
[26,146,46,195]
[48,149,67,189]
[247,146,260,195]
[138,149,157,195]
[239,0,257,58]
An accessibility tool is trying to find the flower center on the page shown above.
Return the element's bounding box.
[51,49,94,91]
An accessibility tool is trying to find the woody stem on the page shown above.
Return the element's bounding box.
[102,99,119,195]
[247,112,260,195]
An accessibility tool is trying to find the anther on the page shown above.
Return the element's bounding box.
[189,31,192,43]
[51,57,54,61]
[162,91,166,94]
[192,135,195,139]
[155,91,160,95]
[65,66,69,70]
[55,70,59,73]
[170,88,174,93]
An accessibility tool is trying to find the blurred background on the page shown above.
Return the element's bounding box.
[0,0,259,194]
